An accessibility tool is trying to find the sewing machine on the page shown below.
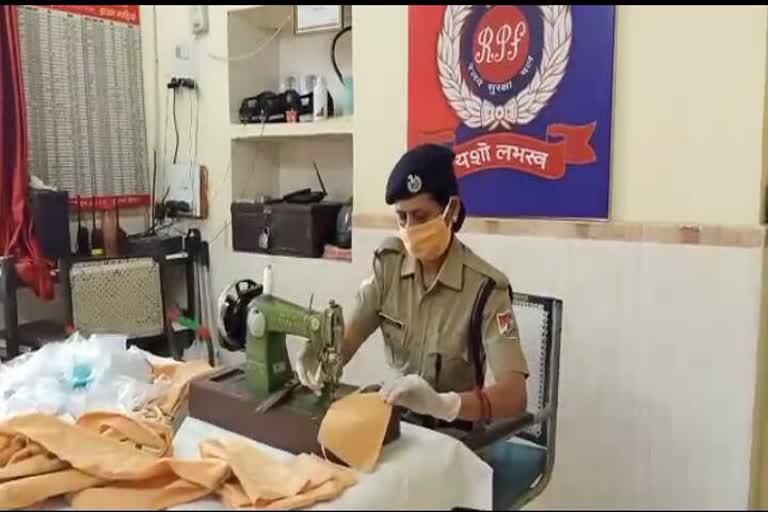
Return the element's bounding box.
[244,292,343,409]
[188,272,400,458]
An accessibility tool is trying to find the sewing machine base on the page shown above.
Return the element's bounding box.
[188,365,401,462]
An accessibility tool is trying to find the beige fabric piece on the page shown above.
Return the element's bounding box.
[0,468,103,510]
[294,454,357,489]
[204,441,358,511]
[0,413,229,511]
[68,473,214,511]
[217,479,253,509]
[221,439,308,502]
[0,452,66,482]
[317,392,392,472]
[0,433,66,482]
[291,453,336,489]
[76,412,173,457]
[0,426,103,509]
[5,414,164,481]
[261,480,343,510]
[151,360,213,418]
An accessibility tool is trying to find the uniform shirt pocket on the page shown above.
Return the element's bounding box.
[379,313,410,372]
[426,348,475,393]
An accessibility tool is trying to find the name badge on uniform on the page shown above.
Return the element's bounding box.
[379,312,404,331]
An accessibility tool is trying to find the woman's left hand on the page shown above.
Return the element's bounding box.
[380,374,461,422]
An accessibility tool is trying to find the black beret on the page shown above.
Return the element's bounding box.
[385,144,458,205]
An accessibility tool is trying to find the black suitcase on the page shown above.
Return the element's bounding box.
[231,201,342,258]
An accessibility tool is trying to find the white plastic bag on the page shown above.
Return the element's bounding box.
[0,332,166,420]
[183,338,213,364]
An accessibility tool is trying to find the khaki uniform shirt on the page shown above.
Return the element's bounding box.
[350,236,528,393]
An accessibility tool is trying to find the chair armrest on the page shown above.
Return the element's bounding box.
[462,407,553,451]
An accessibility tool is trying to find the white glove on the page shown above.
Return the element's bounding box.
[295,343,324,392]
[380,374,462,422]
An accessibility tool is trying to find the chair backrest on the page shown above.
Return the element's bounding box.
[511,292,563,449]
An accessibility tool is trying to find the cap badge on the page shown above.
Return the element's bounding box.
[406,174,422,194]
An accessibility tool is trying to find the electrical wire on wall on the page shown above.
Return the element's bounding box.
[207,14,292,62]
[200,13,293,249]
[172,87,179,164]
[145,86,174,236]
[190,85,200,212]
[161,86,172,197]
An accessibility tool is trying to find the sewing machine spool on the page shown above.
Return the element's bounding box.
[188,365,401,462]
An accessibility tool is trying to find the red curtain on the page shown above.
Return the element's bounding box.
[0,5,53,300]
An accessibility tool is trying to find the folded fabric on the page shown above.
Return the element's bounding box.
[150,360,213,420]
[76,411,173,457]
[0,361,390,510]
[68,473,215,511]
[0,468,103,509]
[0,410,360,510]
[202,442,358,511]
[202,439,308,502]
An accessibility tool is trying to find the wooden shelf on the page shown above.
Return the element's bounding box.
[231,116,353,142]
[231,249,352,265]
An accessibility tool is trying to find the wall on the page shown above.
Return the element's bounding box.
[141,4,768,509]
[354,5,768,225]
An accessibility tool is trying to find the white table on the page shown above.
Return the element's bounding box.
[172,417,492,510]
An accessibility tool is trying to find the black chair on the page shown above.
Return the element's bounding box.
[457,292,563,510]
[0,255,71,361]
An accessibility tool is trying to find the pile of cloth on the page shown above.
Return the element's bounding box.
[0,411,357,510]
[0,360,360,510]
[0,331,399,510]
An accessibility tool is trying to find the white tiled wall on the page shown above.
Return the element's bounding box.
[209,227,762,509]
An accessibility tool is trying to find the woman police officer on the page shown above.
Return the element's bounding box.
[298,143,528,426]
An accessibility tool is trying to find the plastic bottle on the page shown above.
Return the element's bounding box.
[313,76,328,121]
[263,265,273,296]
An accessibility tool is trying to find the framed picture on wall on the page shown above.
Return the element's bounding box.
[294,5,344,35]
[408,5,617,220]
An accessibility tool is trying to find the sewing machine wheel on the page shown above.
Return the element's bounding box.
[217,279,263,351]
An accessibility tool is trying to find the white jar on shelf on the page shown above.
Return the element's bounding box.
[313,75,328,121]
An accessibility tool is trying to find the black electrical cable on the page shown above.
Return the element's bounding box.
[331,26,351,85]
[138,185,172,238]
[172,88,179,164]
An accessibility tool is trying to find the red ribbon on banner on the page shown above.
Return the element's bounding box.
[452,122,597,180]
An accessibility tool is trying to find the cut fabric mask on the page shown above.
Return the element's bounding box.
[317,392,392,472]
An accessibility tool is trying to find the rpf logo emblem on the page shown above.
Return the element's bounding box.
[438,5,572,131]
[406,174,422,194]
